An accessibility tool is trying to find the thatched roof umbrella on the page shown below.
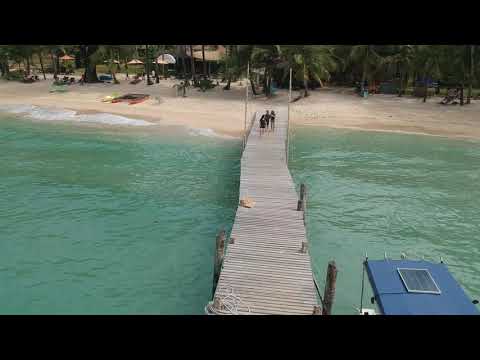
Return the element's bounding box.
[59,54,75,61]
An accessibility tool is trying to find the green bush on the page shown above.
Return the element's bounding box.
[6,71,23,81]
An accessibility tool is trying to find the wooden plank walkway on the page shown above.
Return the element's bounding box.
[207,108,319,315]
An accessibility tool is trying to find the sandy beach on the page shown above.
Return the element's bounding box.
[1,75,479,140]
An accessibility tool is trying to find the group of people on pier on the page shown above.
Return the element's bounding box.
[259,110,276,136]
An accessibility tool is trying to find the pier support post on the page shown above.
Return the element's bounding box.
[322,261,338,315]
[212,229,226,298]
[297,183,306,211]
[300,241,308,254]
[313,305,321,315]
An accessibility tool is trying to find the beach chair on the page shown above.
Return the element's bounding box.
[440,89,459,105]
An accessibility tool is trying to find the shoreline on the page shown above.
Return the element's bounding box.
[1,77,479,141]
[292,122,480,142]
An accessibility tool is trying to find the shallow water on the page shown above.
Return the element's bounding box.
[289,126,480,314]
[2,109,479,315]
[0,115,240,314]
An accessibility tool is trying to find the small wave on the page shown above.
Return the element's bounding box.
[187,127,238,140]
[0,104,154,126]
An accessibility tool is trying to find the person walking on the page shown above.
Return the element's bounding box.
[259,113,266,137]
[270,110,276,131]
[264,110,270,132]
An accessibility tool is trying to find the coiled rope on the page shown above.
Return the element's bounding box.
[205,285,251,315]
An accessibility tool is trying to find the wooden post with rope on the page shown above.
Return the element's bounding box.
[322,261,338,315]
[212,229,226,298]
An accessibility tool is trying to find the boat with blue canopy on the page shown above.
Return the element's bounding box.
[358,257,479,315]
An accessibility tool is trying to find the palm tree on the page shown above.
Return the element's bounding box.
[250,45,282,97]
[388,45,415,96]
[35,46,47,80]
[410,45,442,103]
[283,45,337,98]
[349,45,384,92]
[79,45,99,82]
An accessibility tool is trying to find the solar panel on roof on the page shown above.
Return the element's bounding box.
[397,268,441,294]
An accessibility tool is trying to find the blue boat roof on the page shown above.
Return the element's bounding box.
[365,259,479,315]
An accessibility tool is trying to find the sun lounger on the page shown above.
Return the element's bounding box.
[129,78,142,85]
[440,89,460,105]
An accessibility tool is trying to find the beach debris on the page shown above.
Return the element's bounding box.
[109,94,150,105]
[49,85,68,93]
[239,197,255,208]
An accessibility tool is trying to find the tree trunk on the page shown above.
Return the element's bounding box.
[460,83,464,106]
[51,51,57,78]
[181,47,187,80]
[154,61,160,83]
[467,45,474,104]
[146,44,152,85]
[26,56,30,75]
[189,45,196,82]
[360,47,369,92]
[80,45,99,83]
[84,57,98,82]
[303,61,309,97]
[38,52,46,80]
[423,73,428,103]
[202,45,207,77]
[398,69,404,97]
[249,73,258,95]
[224,77,231,90]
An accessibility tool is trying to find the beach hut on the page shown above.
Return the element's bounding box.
[59,54,75,74]
[126,59,144,77]
[185,46,226,77]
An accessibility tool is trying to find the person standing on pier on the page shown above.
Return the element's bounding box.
[265,111,271,132]
[270,110,276,131]
[259,113,266,136]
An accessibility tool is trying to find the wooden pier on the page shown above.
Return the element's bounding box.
[206,108,320,315]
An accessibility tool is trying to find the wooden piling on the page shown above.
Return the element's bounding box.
[212,229,226,297]
[297,183,306,211]
[322,261,338,315]
[313,305,321,315]
[300,241,308,254]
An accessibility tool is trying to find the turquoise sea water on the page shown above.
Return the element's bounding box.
[1,111,479,315]
[289,126,480,314]
[0,115,240,314]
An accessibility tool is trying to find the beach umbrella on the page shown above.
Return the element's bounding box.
[59,55,75,61]
[155,54,176,65]
[127,59,144,65]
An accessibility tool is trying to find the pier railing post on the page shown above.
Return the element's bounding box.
[322,261,338,315]
[212,229,226,298]
[297,183,306,211]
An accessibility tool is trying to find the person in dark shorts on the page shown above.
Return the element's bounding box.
[270,110,276,131]
[259,114,266,136]
[264,110,270,131]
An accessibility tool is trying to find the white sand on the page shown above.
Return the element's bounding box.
[1,75,479,140]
